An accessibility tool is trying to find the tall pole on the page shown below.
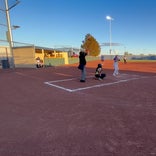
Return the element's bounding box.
[5,0,15,68]
[5,0,20,68]
[109,19,112,55]
[106,15,113,55]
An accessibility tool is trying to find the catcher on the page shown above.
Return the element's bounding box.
[95,64,106,80]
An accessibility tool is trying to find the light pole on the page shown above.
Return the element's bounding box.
[5,0,20,68]
[106,15,114,55]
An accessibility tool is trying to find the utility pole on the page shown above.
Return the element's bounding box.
[5,0,20,68]
[106,15,114,56]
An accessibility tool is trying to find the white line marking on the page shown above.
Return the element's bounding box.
[45,82,73,92]
[44,75,151,92]
[46,76,93,83]
[47,78,76,83]
[68,77,140,92]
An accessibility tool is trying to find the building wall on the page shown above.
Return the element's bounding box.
[13,46,36,68]
[1,46,71,68]
[0,46,10,60]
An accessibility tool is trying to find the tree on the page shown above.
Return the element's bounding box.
[81,34,101,56]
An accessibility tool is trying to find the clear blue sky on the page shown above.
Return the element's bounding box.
[10,0,156,55]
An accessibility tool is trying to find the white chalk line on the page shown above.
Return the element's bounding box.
[44,82,73,92]
[46,75,93,83]
[44,74,152,92]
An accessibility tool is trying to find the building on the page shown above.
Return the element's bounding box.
[0,45,72,68]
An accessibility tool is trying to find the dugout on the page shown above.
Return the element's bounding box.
[13,46,69,68]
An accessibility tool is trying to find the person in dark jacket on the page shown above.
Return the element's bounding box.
[78,50,87,82]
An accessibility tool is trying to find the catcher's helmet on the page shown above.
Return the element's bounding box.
[98,64,102,68]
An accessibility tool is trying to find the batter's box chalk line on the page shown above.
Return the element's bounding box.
[44,74,151,92]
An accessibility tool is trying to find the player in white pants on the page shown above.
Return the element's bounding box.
[113,55,120,76]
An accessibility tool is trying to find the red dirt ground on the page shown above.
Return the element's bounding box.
[0,60,155,156]
[72,60,156,73]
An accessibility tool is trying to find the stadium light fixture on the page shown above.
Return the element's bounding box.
[12,25,20,30]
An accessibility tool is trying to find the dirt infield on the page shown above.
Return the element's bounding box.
[0,60,156,156]
[76,60,156,73]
